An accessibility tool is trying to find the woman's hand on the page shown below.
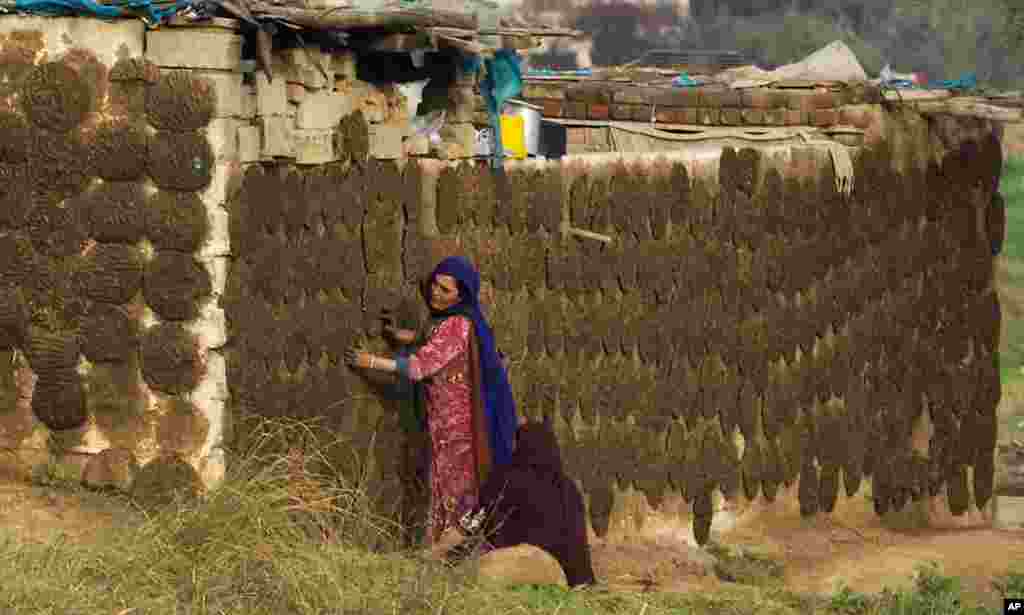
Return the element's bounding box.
[344,348,371,369]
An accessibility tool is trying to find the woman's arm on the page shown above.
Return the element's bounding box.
[347,317,470,381]
[390,327,418,345]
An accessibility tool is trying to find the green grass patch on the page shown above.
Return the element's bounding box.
[999,156,1024,377]
[2,417,1024,614]
[1001,156,1024,262]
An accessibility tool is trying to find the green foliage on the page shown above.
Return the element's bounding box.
[993,568,1024,598]
[828,583,873,614]
[871,562,992,615]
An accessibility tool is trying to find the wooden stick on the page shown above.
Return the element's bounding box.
[568,227,613,243]
[247,2,477,30]
[435,33,488,56]
[433,25,582,38]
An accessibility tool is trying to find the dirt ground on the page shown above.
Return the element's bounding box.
[3,477,1022,609]
[590,491,1024,610]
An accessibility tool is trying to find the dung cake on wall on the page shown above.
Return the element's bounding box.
[0,16,232,501]
[0,13,1008,546]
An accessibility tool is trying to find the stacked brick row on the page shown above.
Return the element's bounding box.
[0,28,221,492]
[509,81,885,130]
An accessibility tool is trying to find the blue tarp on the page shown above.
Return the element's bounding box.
[14,0,192,24]
[480,49,523,168]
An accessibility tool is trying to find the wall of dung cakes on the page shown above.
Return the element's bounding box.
[223,158,434,528]
[224,110,1005,544]
[0,16,238,498]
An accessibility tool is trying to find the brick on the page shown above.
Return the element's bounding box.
[294,129,335,164]
[254,71,288,117]
[763,109,786,126]
[720,108,742,125]
[404,135,431,156]
[332,51,357,81]
[440,122,476,158]
[260,116,294,158]
[741,108,765,125]
[207,118,241,162]
[840,105,873,129]
[302,46,333,89]
[146,29,243,70]
[565,84,611,104]
[449,86,476,122]
[784,91,817,112]
[359,86,388,123]
[522,83,566,100]
[297,90,350,130]
[588,104,610,121]
[564,102,587,119]
[614,86,657,106]
[697,108,718,125]
[653,88,700,107]
[811,90,839,109]
[237,125,260,163]
[567,128,587,146]
[287,83,306,104]
[812,108,839,127]
[631,104,654,122]
[189,70,245,118]
[541,100,564,118]
[783,109,808,126]
[369,124,404,160]
[654,107,684,123]
[679,107,699,124]
[702,87,742,108]
[741,88,784,109]
[785,89,837,112]
[611,104,634,121]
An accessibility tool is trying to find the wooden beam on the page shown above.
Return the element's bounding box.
[432,26,581,38]
[916,99,1023,122]
[247,2,477,30]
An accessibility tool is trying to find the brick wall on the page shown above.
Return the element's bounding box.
[225,119,1006,543]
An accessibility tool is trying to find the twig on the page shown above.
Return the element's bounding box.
[567,227,613,243]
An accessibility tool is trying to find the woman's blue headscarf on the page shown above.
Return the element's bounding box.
[428,256,519,468]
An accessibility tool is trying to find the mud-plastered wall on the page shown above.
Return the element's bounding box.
[0,16,240,500]
[227,107,1005,544]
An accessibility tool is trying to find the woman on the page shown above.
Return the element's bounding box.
[449,420,597,587]
[345,256,519,545]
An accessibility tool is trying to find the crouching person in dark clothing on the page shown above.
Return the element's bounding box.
[445,420,597,587]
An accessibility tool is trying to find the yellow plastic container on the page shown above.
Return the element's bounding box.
[499,115,527,159]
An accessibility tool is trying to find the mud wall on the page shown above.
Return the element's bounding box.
[225,113,1006,544]
[0,16,234,494]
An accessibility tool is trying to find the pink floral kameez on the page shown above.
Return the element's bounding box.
[406,315,479,543]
